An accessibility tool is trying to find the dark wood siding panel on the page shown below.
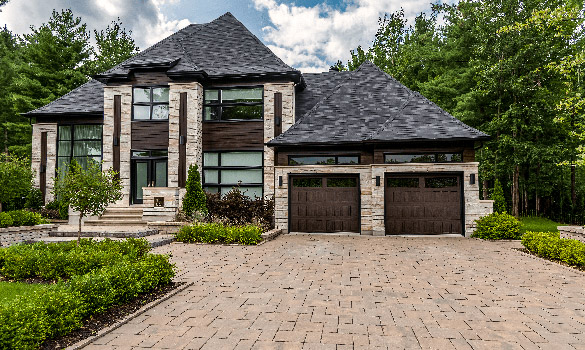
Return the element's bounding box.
[113,95,121,177]
[178,92,187,187]
[40,132,47,202]
[274,92,282,137]
[463,148,475,162]
[131,121,169,150]
[202,121,263,151]
[110,71,173,86]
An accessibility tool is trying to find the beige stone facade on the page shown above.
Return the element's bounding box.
[274,162,493,237]
[263,83,295,198]
[31,123,57,202]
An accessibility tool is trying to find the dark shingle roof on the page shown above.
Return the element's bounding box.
[269,61,489,145]
[26,79,105,116]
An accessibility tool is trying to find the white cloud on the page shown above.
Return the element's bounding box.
[0,0,191,50]
[254,0,432,71]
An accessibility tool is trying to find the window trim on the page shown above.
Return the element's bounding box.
[56,124,104,175]
[202,150,264,196]
[287,154,361,166]
[203,85,264,122]
[383,152,463,164]
[131,85,170,121]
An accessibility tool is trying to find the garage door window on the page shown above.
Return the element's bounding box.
[203,151,263,198]
[425,177,458,188]
[327,178,357,187]
[387,178,419,187]
[384,153,462,164]
[292,178,322,187]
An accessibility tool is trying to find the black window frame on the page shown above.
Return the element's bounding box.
[131,85,170,121]
[202,150,264,197]
[203,86,264,122]
[383,152,463,164]
[56,124,104,175]
[288,154,361,166]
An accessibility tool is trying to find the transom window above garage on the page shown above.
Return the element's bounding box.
[288,155,359,165]
[204,87,263,121]
[384,153,462,164]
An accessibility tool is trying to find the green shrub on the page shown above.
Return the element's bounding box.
[204,187,274,230]
[24,188,44,210]
[182,164,207,217]
[491,179,507,213]
[0,212,13,228]
[6,210,49,226]
[522,231,585,267]
[472,212,521,240]
[175,222,262,245]
[45,199,69,219]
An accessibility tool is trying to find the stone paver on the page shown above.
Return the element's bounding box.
[84,235,585,350]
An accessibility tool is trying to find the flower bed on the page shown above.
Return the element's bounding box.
[175,222,263,245]
[0,239,175,349]
[521,231,585,268]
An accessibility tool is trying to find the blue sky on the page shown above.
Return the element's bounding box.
[0,0,440,72]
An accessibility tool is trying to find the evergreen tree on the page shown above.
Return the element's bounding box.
[492,179,507,214]
[182,164,208,217]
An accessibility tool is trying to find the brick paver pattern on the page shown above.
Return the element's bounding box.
[86,235,585,350]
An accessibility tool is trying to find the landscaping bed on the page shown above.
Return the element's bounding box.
[176,222,263,245]
[0,238,175,349]
[520,231,585,271]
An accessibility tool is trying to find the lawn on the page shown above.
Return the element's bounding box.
[520,216,561,233]
[0,281,47,305]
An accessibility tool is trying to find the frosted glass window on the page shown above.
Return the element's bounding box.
[204,153,219,166]
[204,170,219,183]
[202,151,263,197]
[152,105,169,119]
[58,141,71,157]
[221,169,262,184]
[221,152,262,167]
[133,105,150,120]
[222,88,262,102]
[152,87,169,102]
[155,162,167,187]
[205,90,219,103]
[133,86,169,120]
[73,141,101,156]
[58,126,71,140]
[133,88,150,102]
[58,125,102,172]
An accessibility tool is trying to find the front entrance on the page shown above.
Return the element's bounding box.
[131,150,168,204]
[385,173,463,235]
[289,175,360,233]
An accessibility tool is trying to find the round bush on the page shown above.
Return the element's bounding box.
[472,212,521,240]
[0,212,13,228]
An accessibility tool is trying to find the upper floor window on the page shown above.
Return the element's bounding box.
[288,155,359,166]
[57,124,102,175]
[132,86,169,120]
[204,87,263,121]
[384,153,463,164]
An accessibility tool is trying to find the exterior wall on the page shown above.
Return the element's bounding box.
[168,82,203,188]
[31,123,57,202]
[142,187,180,222]
[274,162,493,237]
[263,82,295,198]
[103,85,132,206]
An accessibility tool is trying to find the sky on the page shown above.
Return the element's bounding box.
[0,0,443,73]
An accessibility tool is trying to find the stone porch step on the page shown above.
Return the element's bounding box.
[85,219,147,226]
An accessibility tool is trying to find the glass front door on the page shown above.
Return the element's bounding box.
[131,151,168,204]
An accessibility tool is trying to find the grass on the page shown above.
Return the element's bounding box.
[520,216,561,233]
[0,281,47,305]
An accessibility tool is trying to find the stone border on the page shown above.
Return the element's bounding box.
[50,230,159,238]
[0,224,58,247]
[66,281,194,350]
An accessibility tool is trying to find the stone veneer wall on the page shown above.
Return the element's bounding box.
[263,83,295,198]
[168,82,203,188]
[103,86,133,206]
[31,123,57,203]
[0,224,58,247]
[274,162,493,237]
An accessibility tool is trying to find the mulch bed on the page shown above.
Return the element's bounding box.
[39,282,183,350]
[514,248,585,272]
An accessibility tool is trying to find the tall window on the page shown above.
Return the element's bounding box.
[57,125,103,174]
[203,151,263,198]
[132,86,170,120]
[204,87,263,121]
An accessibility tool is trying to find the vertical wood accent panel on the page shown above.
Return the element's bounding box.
[113,95,121,178]
[178,92,187,187]
[131,121,169,150]
[40,132,47,202]
[274,92,282,137]
[202,121,263,150]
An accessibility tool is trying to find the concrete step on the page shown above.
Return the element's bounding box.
[103,208,143,215]
[85,220,147,226]
[98,215,144,220]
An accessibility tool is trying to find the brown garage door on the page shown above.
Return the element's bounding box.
[290,175,360,233]
[385,174,462,235]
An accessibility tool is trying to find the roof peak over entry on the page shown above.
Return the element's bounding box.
[268,60,489,146]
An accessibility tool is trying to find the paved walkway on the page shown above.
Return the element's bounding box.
[86,235,585,350]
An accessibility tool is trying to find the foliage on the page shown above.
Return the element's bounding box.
[492,179,507,213]
[0,239,174,349]
[0,211,12,227]
[520,216,561,233]
[522,231,585,267]
[175,222,263,245]
[6,210,48,227]
[45,199,69,220]
[24,187,43,210]
[204,187,274,231]
[0,154,33,212]
[53,160,122,244]
[0,281,47,306]
[0,238,150,280]
[182,164,208,217]
[472,212,521,240]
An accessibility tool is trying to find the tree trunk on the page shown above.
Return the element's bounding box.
[483,179,488,201]
[512,165,520,217]
[0,202,3,213]
[78,213,83,247]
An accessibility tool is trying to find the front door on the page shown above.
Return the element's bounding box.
[131,151,168,204]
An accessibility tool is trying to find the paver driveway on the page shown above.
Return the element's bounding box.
[87,235,585,350]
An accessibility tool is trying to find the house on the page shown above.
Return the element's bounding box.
[26,12,493,236]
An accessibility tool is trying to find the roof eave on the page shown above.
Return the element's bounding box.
[23,111,104,117]
[267,136,491,147]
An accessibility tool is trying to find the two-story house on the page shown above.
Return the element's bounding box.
[26,12,493,236]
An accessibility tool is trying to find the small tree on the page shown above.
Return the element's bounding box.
[492,179,507,214]
[182,164,207,218]
[0,154,33,212]
[53,160,122,245]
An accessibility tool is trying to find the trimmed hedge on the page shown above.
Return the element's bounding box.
[472,212,521,240]
[0,210,49,228]
[0,239,175,349]
[176,222,262,245]
[521,231,585,267]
